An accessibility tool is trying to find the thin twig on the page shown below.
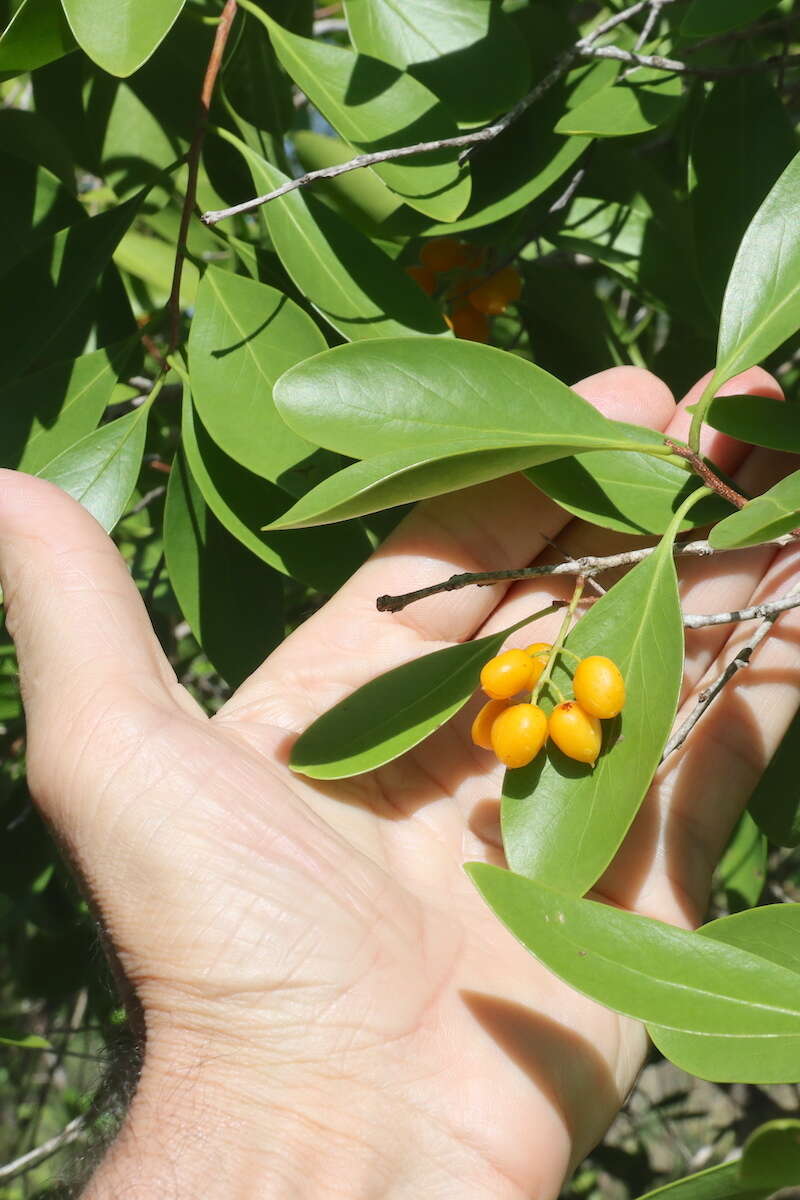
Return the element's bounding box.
[375,534,800,613]
[664,440,748,509]
[683,592,800,629]
[635,0,666,51]
[168,0,238,347]
[661,589,800,761]
[122,486,166,520]
[0,1116,86,1184]
[579,43,800,76]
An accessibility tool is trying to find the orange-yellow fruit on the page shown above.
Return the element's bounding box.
[470,698,508,751]
[405,264,437,295]
[490,702,548,769]
[548,702,603,765]
[468,266,523,315]
[573,655,626,719]
[420,237,473,272]
[480,649,537,700]
[446,304,489,342]
[524,641,552,685]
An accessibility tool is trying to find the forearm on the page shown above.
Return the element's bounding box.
[81,1031,534,1200]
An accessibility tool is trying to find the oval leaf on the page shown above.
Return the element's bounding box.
[37,405,148,532]
[164,451,284,688]
[709,468,800,549]
[555,70,683,138]
[467,865,800,1084]
[715,811,766,913]
[218,129,447,342]
[0,0,75,78]
[290,607,559,779]
[649,905,800,1081]
[189,268,326,482]
[61,0,186,77]
[260,12,470,221]
[502,504,686,895]
[740,1119,800,1189]
[631,1159,755,1200]
[706,394,800,452]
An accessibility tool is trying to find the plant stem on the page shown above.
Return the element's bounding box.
[532,577,586,705]
[688,378,718,454]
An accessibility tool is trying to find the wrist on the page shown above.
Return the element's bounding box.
[81,1024,532,1200]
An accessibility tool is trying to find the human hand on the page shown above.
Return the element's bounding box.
[1,364,797,1199]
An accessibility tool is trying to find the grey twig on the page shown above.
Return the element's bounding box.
[661,588,800,762]
[0,1117,86,1184]
[579,42,800,76]
[635,0,667,51]
[682,592,800,630]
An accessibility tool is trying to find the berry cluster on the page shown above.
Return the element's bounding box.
[405,237,522,343]
[471,646,625,770]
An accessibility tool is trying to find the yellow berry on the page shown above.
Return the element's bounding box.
[468,266,523,315]
[524,642,551,684]
[490,703,548,769]
[548,701,603,765]
[573,656,626,719]
[446,303,489,342]
[470,698,508,751]
[404,264,437,295]
[480,649,537,700]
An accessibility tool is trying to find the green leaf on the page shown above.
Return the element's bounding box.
[164,451,284,689]
[0,192,142,382]
[37,405,149,533]
[527,451,729,536]
[715,811,766,913]
[682,0,777,38]
[631,1159,756,1200]
[748,702,800,846]
[0,1033,52,1050]
[706,395,800,453]
[740,1119,800,1189]
[188,268,326,484]
[182,395,370,593]
[707,150,800,400]
[0,0,75,78]
[0,344,131,474]
[343,0,530,125]
[502,504,686,894]
[218,129,447,341]
[709,468,800,549]
[555,70,683,138]
[292,129,401,236]
[290,606,558,780]
[690,74,796,316]
[272,336,669,462]
[113,230,199,308]
[0,153,83,274]
[258,11,470,221]
[61,0,187,77]
[650,904,800,1081]
[467,865,800,1084]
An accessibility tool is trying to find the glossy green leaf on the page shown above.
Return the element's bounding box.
[555,69,683,138]
[259,11,470,221]
[164,451,284,689]
[682,0,776,37]
[716,811,766,913]
[292,130,401,236]
[37,405,148,532]
[61,0,186,77]
[0,344,131,474]
[527,451,729,536]
[0,0,75,77]
[748,702,800,846]
[114,230,198,308]
[707,150,800,399]
[343,0,530,125]
[707,395,800,452]
[631,1159,755,1200]
[219,129,447,341]
[690,74,796,316]
[467,866,800,1084]
[290,606,558,779]
[740,1119,800,1189]
[502,504,686,894]
[182,396,370,593]
[709,468,800,549]
[0,192,142,382]
[650,905,800,1081]
[273,337,669,462]
[189,268,326,483]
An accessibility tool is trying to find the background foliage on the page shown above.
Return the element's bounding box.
[2,0,800,1195]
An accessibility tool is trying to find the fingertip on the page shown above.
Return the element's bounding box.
[572,365,676,430]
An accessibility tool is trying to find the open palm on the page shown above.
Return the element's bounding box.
[3,365,799,1198]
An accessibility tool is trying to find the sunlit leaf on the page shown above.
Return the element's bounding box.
[61,0,186,77]
[555,70,683,138]
[706,394,800,453]
[709,468,800,549]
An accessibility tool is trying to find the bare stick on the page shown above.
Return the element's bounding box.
[579,43,800,76]
[664,440,748,509]
[661,589,800,762]
[635,0,666,51]
[683,592,800,629]
[0,1116,86,1184]
[168,0,238,346]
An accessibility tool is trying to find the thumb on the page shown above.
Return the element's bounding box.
[0,469,197,823]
